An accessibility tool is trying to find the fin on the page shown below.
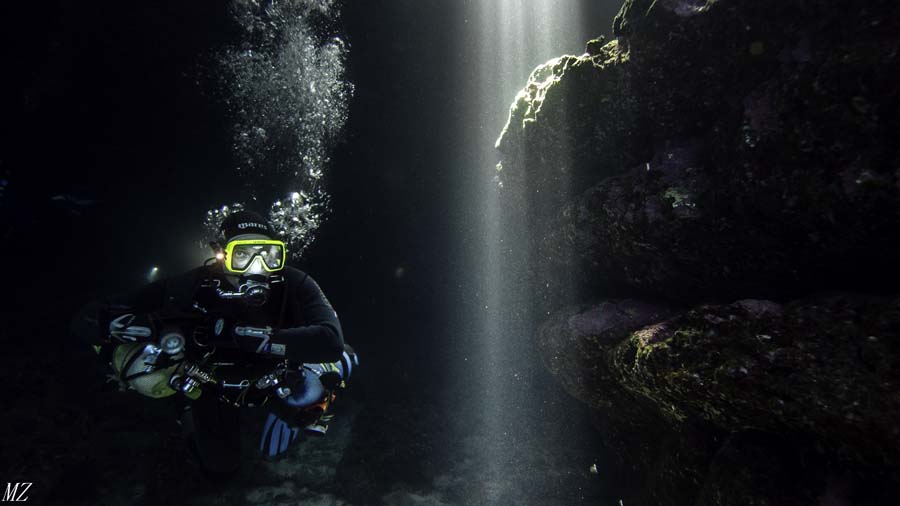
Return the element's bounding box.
[260,412,300,457]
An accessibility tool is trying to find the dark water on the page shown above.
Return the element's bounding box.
[3,0,898,505]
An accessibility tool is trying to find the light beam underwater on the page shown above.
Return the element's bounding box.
[457,0,597,502]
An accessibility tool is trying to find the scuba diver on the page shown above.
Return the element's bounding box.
[75,210,357,477]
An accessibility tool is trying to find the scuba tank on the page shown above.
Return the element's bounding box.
[110,327,210,399]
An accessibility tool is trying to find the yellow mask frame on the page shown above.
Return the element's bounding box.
[221,239,287,274]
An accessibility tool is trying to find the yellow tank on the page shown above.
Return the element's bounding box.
[111,342,181,399]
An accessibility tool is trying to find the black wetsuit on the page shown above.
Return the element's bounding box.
[83,264,345,476]
[113,264,344,363]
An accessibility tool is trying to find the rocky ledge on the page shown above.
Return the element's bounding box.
[497,0,900,303]
[496,0,900,503]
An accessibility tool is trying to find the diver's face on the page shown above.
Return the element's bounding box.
[231,246,255,270]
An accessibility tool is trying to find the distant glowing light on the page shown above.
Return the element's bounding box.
[216,252,225,260]
[147,266,160,282]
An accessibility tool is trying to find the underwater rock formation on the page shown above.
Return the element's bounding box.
[498,0,900,303]
[498,0,900,503]
[614,294,900,459]
[539,294,900,503]
[495,39,649,235]
[537,299,673,411]
[549,133,900,301]
[538,300,719,505]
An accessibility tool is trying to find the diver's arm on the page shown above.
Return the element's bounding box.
[270,274,345,363]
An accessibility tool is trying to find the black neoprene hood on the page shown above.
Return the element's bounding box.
[219,210,274,242]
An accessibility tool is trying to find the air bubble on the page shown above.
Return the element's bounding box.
[204,0,351,259]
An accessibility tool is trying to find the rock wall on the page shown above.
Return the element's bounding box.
[497,0,900,304]
[496,0,900,503]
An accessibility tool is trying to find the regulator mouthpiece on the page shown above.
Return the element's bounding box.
[241,279,270,307]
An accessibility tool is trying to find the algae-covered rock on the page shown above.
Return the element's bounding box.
[536,300,728,506]
[536,299,673,410]
[538,294,900,504]
[608,294,900,463]
[537,300,727,506]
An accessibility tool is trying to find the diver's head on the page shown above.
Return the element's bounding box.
[218,210,274,243]
[211,210,287,307]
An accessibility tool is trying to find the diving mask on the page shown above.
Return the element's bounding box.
[221,239,287,274]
